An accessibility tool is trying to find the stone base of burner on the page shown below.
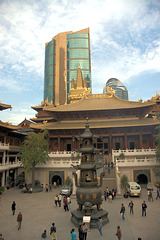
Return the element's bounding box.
[71,208,109,228]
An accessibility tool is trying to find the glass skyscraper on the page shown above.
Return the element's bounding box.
[44,28,91,105]
[103,78,129,100]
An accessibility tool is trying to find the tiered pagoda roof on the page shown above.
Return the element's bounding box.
[30,91,159,130]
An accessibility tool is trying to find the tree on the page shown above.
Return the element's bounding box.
[19,130,49,187]
[119,153,125,160]
[120,174,129,197]
[155,125,160,162]
[64,176,73,186]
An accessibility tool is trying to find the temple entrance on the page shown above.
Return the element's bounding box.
[52,175,62,186]
[137,174,148,184]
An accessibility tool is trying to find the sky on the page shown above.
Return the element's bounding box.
[0,0,160,125]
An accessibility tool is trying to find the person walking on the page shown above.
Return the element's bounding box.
[142,201,147,216]
[50,223,57,240]
[104,190,107,201]
[82,222,88,240]
[120,203,125,220]
[11,201,16,215]
[71,228,77,240]
[115,225,122,240]
[67,195,71,210]
[108,191,112,203]
[98,217,102,237]
[156,188,160,199]
[58,194,62,207]
[128,200,134,214]
[54,195,58,207]
[78,224,84,240]
[17,212,23,230]
[63,196,69,211]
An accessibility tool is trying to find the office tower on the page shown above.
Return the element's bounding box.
[44,28,91,105]
[103,78,129,100]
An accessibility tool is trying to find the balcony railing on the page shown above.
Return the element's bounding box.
[0,151,80,170]
[0,142,9,150]
[112,148,156,156]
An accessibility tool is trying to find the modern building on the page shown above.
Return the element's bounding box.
[103,78,129,100]
[44,28,91,105]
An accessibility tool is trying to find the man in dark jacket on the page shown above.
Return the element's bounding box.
[120,203,125,220]
[50,223,57,240]
[17,212,23,230]
[78,224,84,240]
[11,201,16,215]
[142,201,147,216]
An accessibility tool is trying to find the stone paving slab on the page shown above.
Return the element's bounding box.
[0,186,160,240]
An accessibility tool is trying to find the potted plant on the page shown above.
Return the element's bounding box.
[120,174,129,198]
[119,153,125,160]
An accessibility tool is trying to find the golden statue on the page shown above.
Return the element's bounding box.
[106,86,116,97]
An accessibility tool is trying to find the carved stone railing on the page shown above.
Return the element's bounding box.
[116,157,159,167]
[0,151,80,170]
[112,148,156,156]
[0,142,9,150]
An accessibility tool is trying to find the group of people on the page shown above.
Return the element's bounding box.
[11,201,23,230]
[104,187,117,202]
[120,200,148,220]
[105,161,114,174]
[71,223,88,240]
[21,183,33,193]
[70,219,122,240]
[54,194,71,211]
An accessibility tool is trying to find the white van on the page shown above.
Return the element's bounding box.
[127,182,141,197]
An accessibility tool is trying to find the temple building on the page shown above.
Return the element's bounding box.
[31,68,159,155]
[44,28,91,105]
[0,102,26,187]
[30,70,160,190]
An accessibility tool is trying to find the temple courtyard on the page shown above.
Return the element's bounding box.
[0,186,160,240]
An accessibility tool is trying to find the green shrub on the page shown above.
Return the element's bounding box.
[0,186,5,192]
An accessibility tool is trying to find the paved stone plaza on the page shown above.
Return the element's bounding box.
[0,186,160,240]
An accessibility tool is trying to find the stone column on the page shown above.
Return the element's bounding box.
[139,134,143,149]
[124,134,127,149]
[58,136,61,151]
[2,172,5,186]
[116,165,121,195]
[72,172,77,196]
[109,134,112,155]
[2,151,6,165]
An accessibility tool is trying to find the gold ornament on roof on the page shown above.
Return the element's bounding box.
[151,91,160,100]
[38,98,54,108]
[5,121,12,126]
[152,115,157,121]
[138,99,143,103]
[43,120,48,124]
[106,86,116,97]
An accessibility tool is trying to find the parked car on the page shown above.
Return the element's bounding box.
[61,185,72,196]
[127,182,141,197]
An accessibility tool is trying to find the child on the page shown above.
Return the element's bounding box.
[41,230,47,238]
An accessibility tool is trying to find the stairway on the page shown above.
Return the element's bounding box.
[101,156,117,192]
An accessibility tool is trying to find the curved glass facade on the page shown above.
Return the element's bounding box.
[44,40,55,103]
[103,78,129,100]
[67,32,91,101]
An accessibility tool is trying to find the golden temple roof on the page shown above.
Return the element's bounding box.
[40,94,155,112]
[0,120,21,129]
[30,117,159,130]
[0,102,12,111]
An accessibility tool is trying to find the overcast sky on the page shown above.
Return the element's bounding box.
[0,0,160,124]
